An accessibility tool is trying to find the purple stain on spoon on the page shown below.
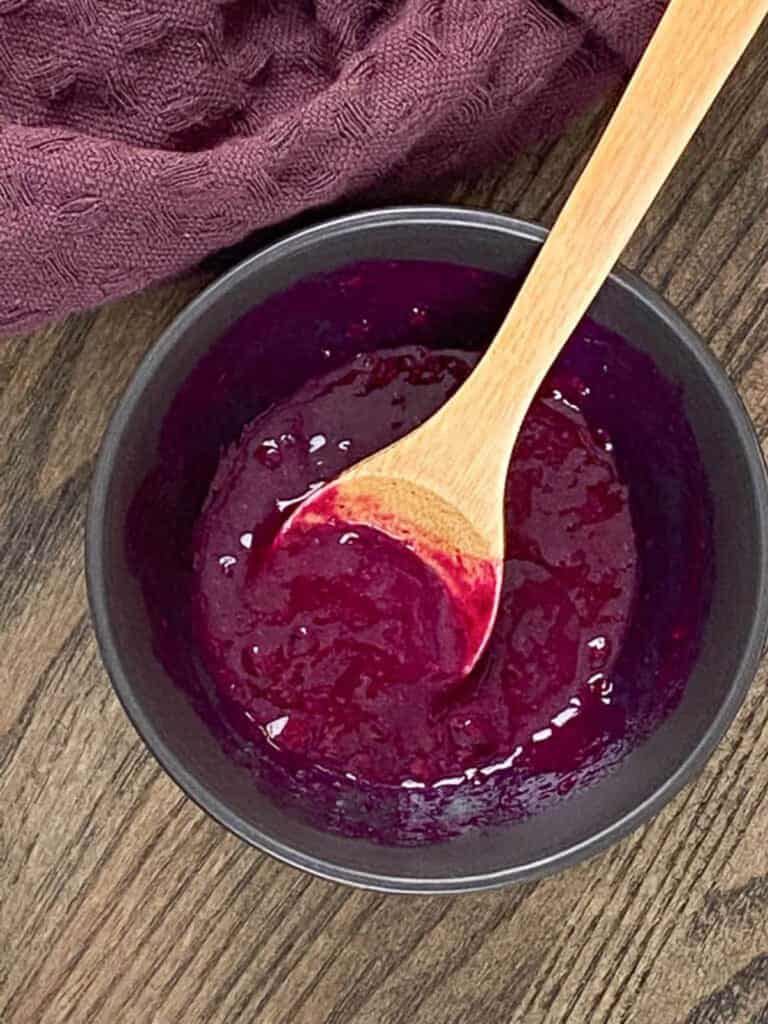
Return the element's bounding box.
[127,260,713,844]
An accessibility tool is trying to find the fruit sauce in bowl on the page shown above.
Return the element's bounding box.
[127,259,713,845]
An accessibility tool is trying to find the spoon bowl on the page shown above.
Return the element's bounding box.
[281,470,503,675]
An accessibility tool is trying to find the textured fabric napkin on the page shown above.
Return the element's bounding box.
[0,0,665,335]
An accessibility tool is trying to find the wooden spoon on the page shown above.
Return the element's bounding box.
[281,0,768,673]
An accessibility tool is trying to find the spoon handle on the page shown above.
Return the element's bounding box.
[458,0,768,439]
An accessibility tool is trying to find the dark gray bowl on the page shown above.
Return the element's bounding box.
[86,207,768,893]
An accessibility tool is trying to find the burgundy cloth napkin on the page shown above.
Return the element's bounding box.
[0,0,665,336]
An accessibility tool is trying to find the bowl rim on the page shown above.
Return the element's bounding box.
[86,205,768,893]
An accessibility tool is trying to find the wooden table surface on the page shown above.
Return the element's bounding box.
[3,28,768,1024]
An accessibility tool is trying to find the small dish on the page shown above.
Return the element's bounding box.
[86,207,768,893]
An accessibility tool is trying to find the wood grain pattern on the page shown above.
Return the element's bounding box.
[3,24,768,1024]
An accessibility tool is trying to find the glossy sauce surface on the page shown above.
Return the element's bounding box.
[193,347,637,787]
[128,260,713,843]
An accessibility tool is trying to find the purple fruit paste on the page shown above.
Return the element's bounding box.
[127,260,713,844]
